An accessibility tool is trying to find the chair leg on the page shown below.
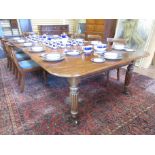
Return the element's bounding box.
[9,59,12,71]
[13,63,16,75]
[117,68,120,81]
[8,60,10,69]
[107,71,110,82]
[10,61,14,72]
[105,71,110,87]
[15,66,18,79]
[18,72,21,86]
[43,70,48,85]
[20,73,25,93]
[7,58,9,68]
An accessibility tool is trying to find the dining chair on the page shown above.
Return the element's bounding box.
[1,39,11,68]
[22,32,36,37]
[7,43,43,92]
[86,34,103,42]
[4,42,30,75]
[106,37,127,81]
[107,38,127,49]
[71,33,85,39]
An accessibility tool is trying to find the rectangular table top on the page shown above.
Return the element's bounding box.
[11,41,148,78]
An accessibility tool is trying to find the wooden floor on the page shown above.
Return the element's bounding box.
[134,65,155,79]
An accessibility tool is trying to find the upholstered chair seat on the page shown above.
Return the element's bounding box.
[15,53,30,61]
[19,60,40,69]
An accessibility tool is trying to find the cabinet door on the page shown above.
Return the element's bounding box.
[95,25,104,32]
[86,25,95,32]
[19,19,32,32]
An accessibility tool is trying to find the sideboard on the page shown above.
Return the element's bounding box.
[38,25,69,35]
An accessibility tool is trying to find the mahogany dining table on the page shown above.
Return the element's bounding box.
[9,39,148,123]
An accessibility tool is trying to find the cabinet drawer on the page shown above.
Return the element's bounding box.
[50,26,59,30]
[86,19,96,24]
[39,25,69,35]
[95,19,104,25]
[60,26,68,30]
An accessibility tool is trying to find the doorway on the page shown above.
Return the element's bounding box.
[19,19,32,33]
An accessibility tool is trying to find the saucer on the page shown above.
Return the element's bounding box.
[30,46,45,52]
[104,52,123,60]
[65,50,81,56]
[91,57,106,63]
[42,53,65,62]
[124,48,135,52]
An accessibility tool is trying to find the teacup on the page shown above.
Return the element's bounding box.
[78,41,84,46]
[60,44,66,48]
[94,44,107,54]
[51,44,58,49]
[66,42,72,48]
[83,45,93,54]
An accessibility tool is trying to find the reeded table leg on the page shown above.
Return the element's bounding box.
[68,77,80,124]
[124,61,134,95]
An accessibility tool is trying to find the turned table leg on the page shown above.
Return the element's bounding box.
[124,61,134,95]
[68,77,80,122]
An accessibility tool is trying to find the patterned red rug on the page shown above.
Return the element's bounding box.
[0,58,155,135]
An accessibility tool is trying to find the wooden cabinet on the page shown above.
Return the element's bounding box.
[85,19,117,43]
[38,25,69,35]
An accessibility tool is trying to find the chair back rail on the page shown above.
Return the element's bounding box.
[107,38,127,48]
